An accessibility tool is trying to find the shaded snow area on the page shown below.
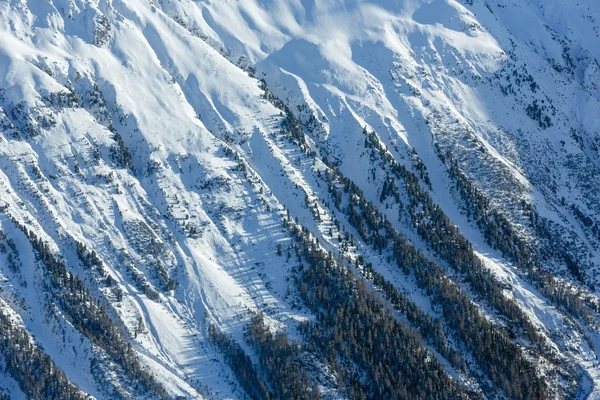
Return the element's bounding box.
[0,0,599,398]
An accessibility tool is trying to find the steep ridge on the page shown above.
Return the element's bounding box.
[0,0,599,398]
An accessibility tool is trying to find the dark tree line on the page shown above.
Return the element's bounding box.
[6,216,169,399]
[324,163,553,394]
[76,238,173,302]
[290,197,553,399]
[360,262,465,371]
[0,308,89,400]
[259,80,562,398]
[75,240,106,275]
[285,218,469,400]
[360,129,544,341]
[246,314,320,400]
[437,144,597,323]
[320,132,571,397]
[209,316,321,400]
[208,325,272,400]
[259,79,307,150]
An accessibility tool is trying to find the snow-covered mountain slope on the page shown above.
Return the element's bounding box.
[0,0,599,398]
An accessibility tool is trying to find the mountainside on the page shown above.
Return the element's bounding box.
[0,0,599,398]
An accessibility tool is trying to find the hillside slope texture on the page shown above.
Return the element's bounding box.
[0,0,599,398]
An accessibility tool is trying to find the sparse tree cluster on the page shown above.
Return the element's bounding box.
[0,229,20,273]
[109,131,134,171]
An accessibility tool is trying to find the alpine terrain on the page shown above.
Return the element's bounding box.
[0,0,599,398]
